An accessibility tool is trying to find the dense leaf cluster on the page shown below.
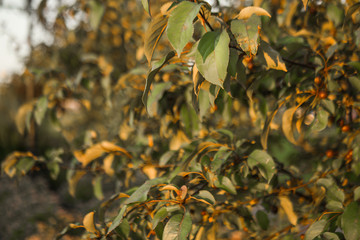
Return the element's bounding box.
[1,0,360,239]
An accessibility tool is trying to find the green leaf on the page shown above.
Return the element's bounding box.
[354,186,360,201]
[195,30,230,87]
[196,190,216,205]
[305,219,327,240]
[167,1,202,57]
[326,3,344,27]
[258,41,287,72]
[34,96,48,125]
[115,218,130,239]
[349,76,360,91]
[125,178,161,204]
[321,99,335,115]
[247,150,276,182]
[326,200,343,211]
[141,0,150,16]
[256,210,269,230]
[47,161,60,180]
[152,207,168,230]
[89,0,104,30]
[16,158,35,174]
[93,175,104,200]
[347,62,360,72]
[147,82,172,116]
[323,232,340,240]
[341,202,360,240]
[162,212,192,240]
[214,176,237,195]
[144,14,168,63]
[231,14,261,55]
[108,206,127,234]
[197,31,220,62]
[142,51,176,111]
[311,109,329,132]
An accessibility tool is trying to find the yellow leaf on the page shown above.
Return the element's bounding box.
[15,101,35,135]
[2,156,17,178]
[263,52,287,72]
[83,211,97,233]
[180,185,188,200]
[159,185,179,192]
[142,165,157,179]
[278,196,298,225]
[69,223,84,229]
[74,144,105,167]
[236,6,271,20]
[302,0,309,10]
[160,2,173,15]
[169,130,190,150]
[103,154,115,176]
[282,107,298,145]
[100,141,133,158]
[68,170,86,197]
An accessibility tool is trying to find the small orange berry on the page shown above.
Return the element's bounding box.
[326,150,335,158]
[341,125,350,132]
[314,77,321,85]
[318,90,328,99]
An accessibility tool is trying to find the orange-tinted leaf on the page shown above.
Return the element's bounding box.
[282,107,298,145]
[142,165,157,179]
[74,144,105,167]
[103,154,115,176]
[68,170,86,197]
[83,211,97,233]
[278,196,298,225]
[236,6,271,20]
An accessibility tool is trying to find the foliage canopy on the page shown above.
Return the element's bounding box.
[1,0,360,239]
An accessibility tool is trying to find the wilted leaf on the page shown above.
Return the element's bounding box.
[143,51,176,111]
[236,6,271,20]
[341,202,360,240]
[305,219,327,240]
[231,15,261,56]
[83,211,97,233]
[144,14,168,63]
[278,196,298,225]
[258,41,287,72]
[195,30,230,87]
[167,1,202,56]
[162,212,192,240]
[247,150,276,182]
